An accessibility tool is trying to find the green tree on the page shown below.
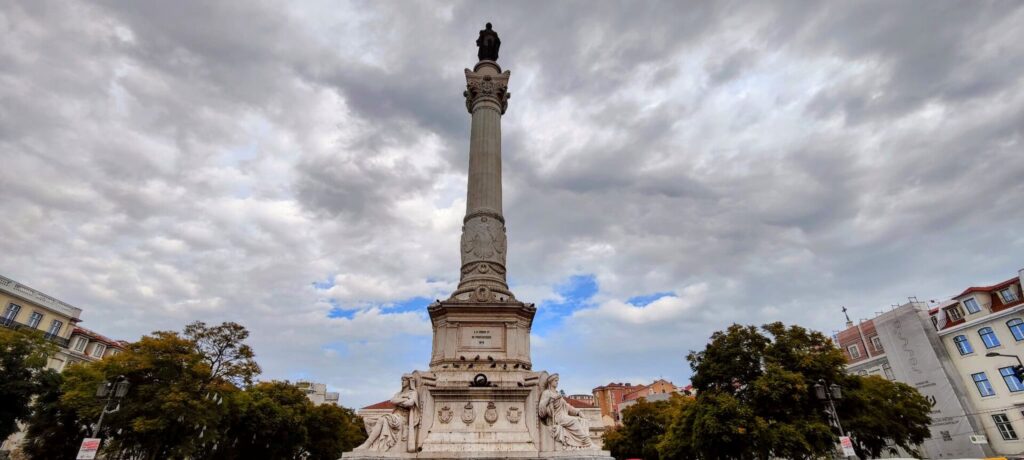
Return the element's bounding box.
[842,375,931,458]
[680,323,840,459]
[304,404,366,460]
[185,321,261,386]
[0,327,56,441]
[19,369,90,460]
[58,322,258,459]
[658,322,929,460]
[19,321,367,460]
[605,396,688,460]
[218,381,311,460]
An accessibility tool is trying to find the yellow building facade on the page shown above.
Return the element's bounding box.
[0,274,83,370]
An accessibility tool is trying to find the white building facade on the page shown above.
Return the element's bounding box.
[933,270,1024,455]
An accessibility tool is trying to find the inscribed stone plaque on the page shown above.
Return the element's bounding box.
[459,324,504,350]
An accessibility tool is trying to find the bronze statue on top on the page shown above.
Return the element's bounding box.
[476,22,500,61]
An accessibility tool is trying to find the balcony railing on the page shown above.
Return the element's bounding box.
[0,317,71,348]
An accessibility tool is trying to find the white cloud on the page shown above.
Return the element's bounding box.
[1,0,1023,406]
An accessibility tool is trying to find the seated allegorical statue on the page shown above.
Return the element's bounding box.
[538,373,593,449]
[355,375,419,452]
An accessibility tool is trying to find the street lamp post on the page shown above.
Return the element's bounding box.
[815,379,849,458]
[985,352,1024,386]
[91,375,130,438]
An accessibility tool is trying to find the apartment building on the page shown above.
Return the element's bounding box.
[836,269,1024,457]
[930,270,1024,455]
[838,301,991,458]
[1,274,82,370]
[296,380,341,406]
[593,379,692,426]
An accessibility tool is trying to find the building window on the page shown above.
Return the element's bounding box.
[27,312,43,328]
[3,303,20,320]
[1000,367,1024,392]
[870,336,883,352]
[883,363,895,380]
[46,320,63,337]
[847,344,861,359]
[954,335,974,355]
[979,327,1001,349]
[92,344,106,358]
[72,337,88,352]
[1000,288,1020,304]
[964,298,981,314]
[974,372,996,397]
[1008,319,1024,341]
[931,316,939,330]
[994,413,1019,440]
[946,306,964,321]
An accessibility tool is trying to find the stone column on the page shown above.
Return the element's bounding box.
[453,60,514,302]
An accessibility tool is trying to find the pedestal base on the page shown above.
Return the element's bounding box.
[341,369,610,460]
[342,451,613,460]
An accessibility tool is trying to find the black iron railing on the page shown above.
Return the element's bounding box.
[0,317,71,347]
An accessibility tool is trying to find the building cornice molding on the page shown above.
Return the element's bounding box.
[938,304,1023,336]
[0,274,82,319]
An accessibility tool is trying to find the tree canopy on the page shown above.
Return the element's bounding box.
[0,327,57,441]
[608,322,932,460]
[604,396,690,460]
[15,321,365,460]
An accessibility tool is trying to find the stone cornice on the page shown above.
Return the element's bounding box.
[0,274,82,319]
[464,64,511,114]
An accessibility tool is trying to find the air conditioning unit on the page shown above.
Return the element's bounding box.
[969,434,988,444]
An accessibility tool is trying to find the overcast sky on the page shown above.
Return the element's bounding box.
[2,1,1023,408]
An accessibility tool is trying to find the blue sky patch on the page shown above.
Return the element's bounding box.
[534,274,599,335]
[627,291,676,307]
[313,276,335,290]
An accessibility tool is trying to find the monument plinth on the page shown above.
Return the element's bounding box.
[341,23,612,460]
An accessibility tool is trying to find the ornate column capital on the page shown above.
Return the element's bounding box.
[464,64,511,114]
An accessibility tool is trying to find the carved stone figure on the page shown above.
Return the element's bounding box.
[538,374,593,449]
[476,22,500,61]
[355,375,419,452]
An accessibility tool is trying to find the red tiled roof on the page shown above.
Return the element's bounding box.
[362,400,395,410]
[957,277,1018,298]
[72,326,125,349]
[567,398,594,408]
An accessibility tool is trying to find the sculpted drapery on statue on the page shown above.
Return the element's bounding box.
[355,375,419,453]
[538,374,594,449]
